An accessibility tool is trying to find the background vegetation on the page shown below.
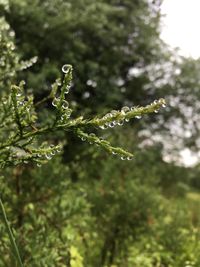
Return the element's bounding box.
[0,0,200,266]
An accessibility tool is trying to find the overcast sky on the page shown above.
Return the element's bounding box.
[161,0,200,59]
[160,0,200,166]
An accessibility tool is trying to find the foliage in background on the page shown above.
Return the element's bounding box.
[6,0,163,109]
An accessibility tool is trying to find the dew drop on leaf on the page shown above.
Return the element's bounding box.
[52,97,60,107]
[135,115,141,119]
[118,120,124,126]
[121,106,130,114]
[45,154,52,160]
[62,100,69,110]
[62,64,71,74]
[109,122,115,128]
[56,147,61,153]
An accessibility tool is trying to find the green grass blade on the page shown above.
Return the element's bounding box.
[0,196,24,267]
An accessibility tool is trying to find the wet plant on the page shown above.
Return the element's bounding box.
[0,61,166,266]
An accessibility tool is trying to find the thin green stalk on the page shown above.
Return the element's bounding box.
[0,196,24,267]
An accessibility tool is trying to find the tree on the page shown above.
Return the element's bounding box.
[6,0,163,111]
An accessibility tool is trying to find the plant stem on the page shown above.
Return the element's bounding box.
[0,196,24,267]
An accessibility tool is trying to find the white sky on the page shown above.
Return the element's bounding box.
[160,1,200,166]
[161,0,200,59]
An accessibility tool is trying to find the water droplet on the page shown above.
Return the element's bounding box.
[109,122,115,128]
[125,118,129,122]
[106,113,113,118]
[52,97,60,107]
[45,154,52,160]
[117,120,124,126]
[17,101,24,106]
[111,110,118,116]
[100,125,108,130]
[127,156,133,160]
[153,100,158,104]
[62,64,71,74]
[57,81,62,86]
[121,106,130,114]
[51,151,56,156]
[37,163,42,167]
[121,156,126,160]
[162,103,166,108]
[135,115,141,119]
[154,110,158,113]
[64,86,70,94]
[112,151,117,155]
[62,100,69,110]
[16,93,22,97]
[103,115,108,120]
[81,137,86,141]
[56,147,61,153]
